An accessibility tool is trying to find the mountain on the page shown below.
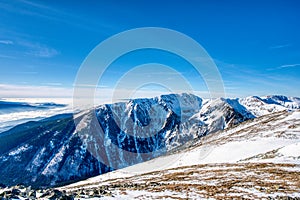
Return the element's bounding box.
[239,95,300,117]
[0,93,299,188]
[60,109,300,199]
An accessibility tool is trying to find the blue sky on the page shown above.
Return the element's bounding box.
[0,0,299,98]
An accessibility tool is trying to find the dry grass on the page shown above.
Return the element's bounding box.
[64,162,300,199]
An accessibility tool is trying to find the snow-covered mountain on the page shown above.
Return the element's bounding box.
[239,95,300,117]
[60,109,300,199]
[0,93,299,188]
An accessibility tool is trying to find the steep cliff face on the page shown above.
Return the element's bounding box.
[73,93,204,171]
[0,114,112,187]
[0,93,299,187]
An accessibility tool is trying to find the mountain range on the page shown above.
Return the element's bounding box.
[0,93,299,189]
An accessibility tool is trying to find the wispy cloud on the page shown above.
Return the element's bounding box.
[17,40,59,58]
[269,44,291,49]
[44,82,62,86]
[18,0,53,11]
[277,64,300,69]
[0,37,59,59]
[0,40,13,45]
[0,54,16,59]
[0,0,117,34]
[15,71,38,74]
[212,58,300,97]
[73,83,108,88]
[27,46,59,58]
[0,0,64,21]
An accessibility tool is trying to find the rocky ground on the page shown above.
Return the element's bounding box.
[2,162,299,199]
[60,162,300,199]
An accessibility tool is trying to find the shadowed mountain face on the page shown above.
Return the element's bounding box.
[0,114,111,187]
[0,93,299,187]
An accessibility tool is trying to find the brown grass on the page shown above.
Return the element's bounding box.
[63,162,300,199]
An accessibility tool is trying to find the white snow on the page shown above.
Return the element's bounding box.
[8,144,31,156]
[278,142,300,157]
[285,111,300,120]
[28,147,46,171]
[42,146,66,176]
[238,96,286,117]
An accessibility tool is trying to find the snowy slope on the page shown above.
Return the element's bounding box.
[238,95,300,117]
[61,110,300,199]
